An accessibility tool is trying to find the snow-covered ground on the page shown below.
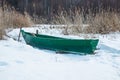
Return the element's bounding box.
[0,25,120,80]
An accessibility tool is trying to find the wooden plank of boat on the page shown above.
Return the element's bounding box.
[21,30,99,54]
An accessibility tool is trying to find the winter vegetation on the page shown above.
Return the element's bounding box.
[0,1,120,39]
[0,5,33,39]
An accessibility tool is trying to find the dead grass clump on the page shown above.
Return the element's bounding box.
[0,6,33,39]
[86,12,120,34]
[51,10,85,35]
[12,12,33,28]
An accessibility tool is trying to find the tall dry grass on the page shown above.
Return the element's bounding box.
[0,5,33,39]
[0,5,120,39]
[50,10,120,35]
[86,11,120,34]
[50,10,85,35]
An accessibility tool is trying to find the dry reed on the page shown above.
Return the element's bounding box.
[0,5,33,39]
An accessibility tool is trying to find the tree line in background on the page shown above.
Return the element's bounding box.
[1,0,120,17]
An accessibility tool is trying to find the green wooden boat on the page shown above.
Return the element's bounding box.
[21,30,99,54]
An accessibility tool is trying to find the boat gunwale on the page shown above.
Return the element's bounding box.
[21,30,99,41]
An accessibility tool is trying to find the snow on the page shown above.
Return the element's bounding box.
[0,25,120,80]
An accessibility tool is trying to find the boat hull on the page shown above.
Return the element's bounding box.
[21,30,99,54]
